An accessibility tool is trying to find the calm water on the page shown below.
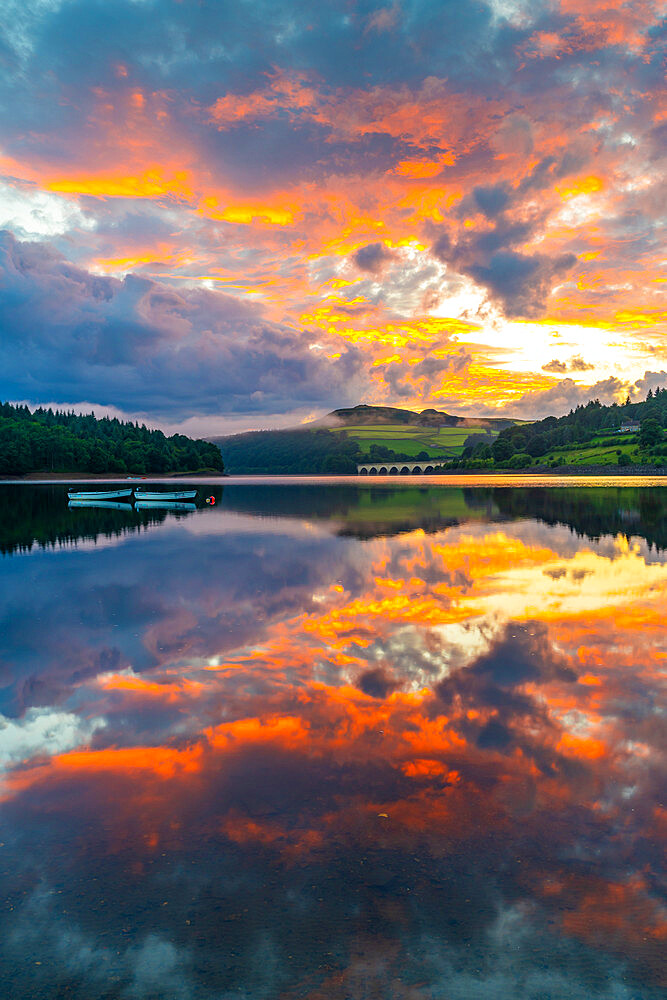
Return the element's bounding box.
[0,482,665,999]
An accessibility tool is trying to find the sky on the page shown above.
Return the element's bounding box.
[0,0,665,435]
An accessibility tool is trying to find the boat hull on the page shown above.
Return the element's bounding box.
[133,490,198,500]
[67,488,134,500]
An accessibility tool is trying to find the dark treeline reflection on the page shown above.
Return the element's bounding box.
[0,484,665,999]
[2,483,666,552]
[0,484,186,555]
[492,485,667,552]
[0,483,497,554]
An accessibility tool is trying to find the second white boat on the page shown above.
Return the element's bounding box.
[133,489,198,500]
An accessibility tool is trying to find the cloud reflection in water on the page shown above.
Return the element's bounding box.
[0,485,665,999]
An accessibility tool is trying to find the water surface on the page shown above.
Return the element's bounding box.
[0,483,665,998]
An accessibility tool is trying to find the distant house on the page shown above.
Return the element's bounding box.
[618,421,640,433]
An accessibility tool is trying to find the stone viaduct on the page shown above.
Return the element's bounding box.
[357,461,445,475]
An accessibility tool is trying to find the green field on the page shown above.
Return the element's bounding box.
[331,424,495,459]
[544,433,640,467]
[333,424,645,467]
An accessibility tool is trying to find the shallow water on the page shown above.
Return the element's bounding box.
[0,482,665,999]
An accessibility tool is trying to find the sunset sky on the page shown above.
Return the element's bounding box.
[0,0,665,435]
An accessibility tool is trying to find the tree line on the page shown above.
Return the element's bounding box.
[464,390,667,469]
[0,402,224,475]
[219,428,362,473]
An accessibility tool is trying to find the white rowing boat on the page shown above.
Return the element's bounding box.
[67,488,134,500]
[133,489,198,500]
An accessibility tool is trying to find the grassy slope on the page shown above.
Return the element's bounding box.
[335,426,651,468]
[542,433,640,467]
[331,424,495,459]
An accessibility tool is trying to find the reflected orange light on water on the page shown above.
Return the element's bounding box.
[1,498,665,995]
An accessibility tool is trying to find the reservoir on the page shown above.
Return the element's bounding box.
[0,481,665,999]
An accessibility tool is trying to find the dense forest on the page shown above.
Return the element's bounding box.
[219,428,363,474]
[485,389,667,467]
[0,402,224,475]
[218,426,453,473]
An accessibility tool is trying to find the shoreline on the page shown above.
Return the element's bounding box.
[0,471,228,481]
[408,463,666,477]
[0,464,665,483]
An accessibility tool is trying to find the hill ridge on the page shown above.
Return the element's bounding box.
[309,403,515,430]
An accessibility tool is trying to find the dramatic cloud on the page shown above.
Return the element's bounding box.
[0,230,368,417]
[508,376,628,418]
[510,368,667,418]
[0,0,664,423]
[0,708,104,770]
[433,207,578,318]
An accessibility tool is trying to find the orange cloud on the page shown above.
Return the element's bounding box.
[47,169,193,201]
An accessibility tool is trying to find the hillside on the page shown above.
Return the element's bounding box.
[312,404,515,430]
[215,392,667,474]
[486,391,667,470]
[214,406,518,474]
[0,402,224,476]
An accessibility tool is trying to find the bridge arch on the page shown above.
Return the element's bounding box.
[356,460,445,475]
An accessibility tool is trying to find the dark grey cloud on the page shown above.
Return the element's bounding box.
[352,242,394,274]
[0,0,521,103]
[434,218,577,319]
[1,0,642,183]
[357,666,398,698]
[200,119,411,189]
[469,249,577,317]
[631,370,667,398]
[542,355,595,374]
[543,358,568,374]
[473,183,510,218]
[0,230,367,418]
[569,355,595,372]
